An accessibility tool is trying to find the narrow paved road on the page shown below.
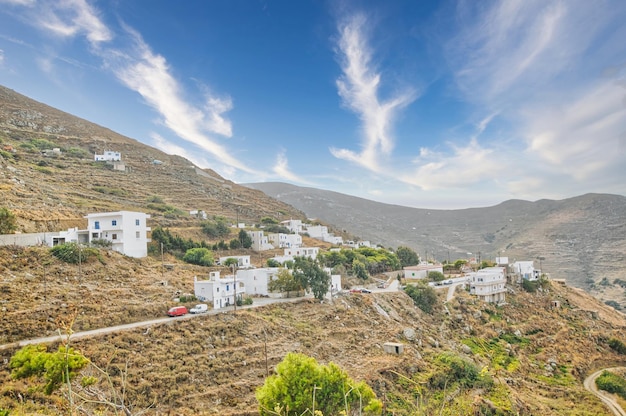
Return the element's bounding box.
[584,367,626,416]
[0,297,304,351]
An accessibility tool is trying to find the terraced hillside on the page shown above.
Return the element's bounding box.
[1,244,625,415]
[0,85,305,232]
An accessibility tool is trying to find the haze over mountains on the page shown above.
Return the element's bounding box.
[245,182,626,303]
[1,83,625,308]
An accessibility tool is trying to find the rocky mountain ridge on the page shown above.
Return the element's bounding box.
[245,182,626,305]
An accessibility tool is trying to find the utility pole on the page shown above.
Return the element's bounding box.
[161,242,165,281]
[232,263,237,313]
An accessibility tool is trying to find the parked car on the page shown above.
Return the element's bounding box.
[361,289,372,294]
[167,306,188,317]
[189,304,208,314]
[444,279,454,285]
[350,288,362,293]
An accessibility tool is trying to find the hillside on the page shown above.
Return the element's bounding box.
[245,182,626,306]
[0,85,305,232]
[1,245,626,415]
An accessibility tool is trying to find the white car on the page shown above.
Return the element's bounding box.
[189,304,208,314]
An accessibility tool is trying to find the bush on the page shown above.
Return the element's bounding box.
[404,282,438,313]
[429,352,493,390]
[182,248,214,266]
[596,371,626,399]
[50,243,98,264]
[0,207,18,234]
[608,338,626,355]
[256,352,382,416]
[428,271,445,282]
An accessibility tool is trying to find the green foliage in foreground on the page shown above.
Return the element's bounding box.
[0,207,18,234]
[256,352,382,416]
[596,370,626,399]
[10,344,88,395]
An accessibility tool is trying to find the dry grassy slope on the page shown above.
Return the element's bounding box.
[0,85,305,231]
[1,247,626,415]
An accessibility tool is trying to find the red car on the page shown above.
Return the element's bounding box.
[167,306,188,317]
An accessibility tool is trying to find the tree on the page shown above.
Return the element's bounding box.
[268,268,302,293]
[0,207,17,234]
[266,258,281,267]
[396,246,419,267]
[256,352,382,416]
[238,229,253,249]
[404,281,438,313]
[427,271,445,282]
[201,220,230,239]
[292,256,331,300]
[229,238,242,249]
[182,247,214,266]
[352,259,369,280]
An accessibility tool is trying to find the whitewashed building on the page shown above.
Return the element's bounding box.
[284,247,319,260]
[467,267,507,303]
[236,267,281,296]
[281,219,304,234]
[194,271,244,309]
[247,230,274,251]
[511,261,539,282]
[94,150,121,161]
[85,211,151,258]
[267,232,302,248]
[218,255,251,268]
[403,264,444,280]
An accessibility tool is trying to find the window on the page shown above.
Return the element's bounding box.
[112,234,118,240]
[135,219,140,226]
[112,220,117,226]
[94,221,100,230]
[136,231,140,238]
[226,285,230,291]
[92,233,98,238]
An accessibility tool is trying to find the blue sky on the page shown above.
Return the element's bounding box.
[1,0,625,209]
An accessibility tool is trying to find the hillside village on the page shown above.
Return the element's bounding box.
[1,85,626,415]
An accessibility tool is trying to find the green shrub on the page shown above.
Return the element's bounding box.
[182,248,214,266]
[429,352,493,390]
[0,207,18,234]
[404,282,437,313]
[50,243,98,264]
[596,371,626,399]
[34,166,53,175]
[608,338,626,355]
[65,147,89,158]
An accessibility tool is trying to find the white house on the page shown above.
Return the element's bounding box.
[218,255,251,268]
[281,219,304,234]
[247,231,274,251]
[304,225,328,239]
[94,150,121,161]
[511,261,539,282]
[194,271,244,309]
[85,211,151,258]
[284,247,319,260]
[467,267,507,303]
[403,264,444,280]
[267,233,302,248]
[236,267,281,296]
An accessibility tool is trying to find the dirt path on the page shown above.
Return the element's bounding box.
[584,367,626,416]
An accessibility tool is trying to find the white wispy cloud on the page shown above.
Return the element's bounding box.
[7,0,262,176]
[438,0,626,197]
[272,150,312,184]
[331,13,417,172]
[107,26,256,174]
[522,79,626,179]
[34,0,112,46]
[400,138,504,190]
